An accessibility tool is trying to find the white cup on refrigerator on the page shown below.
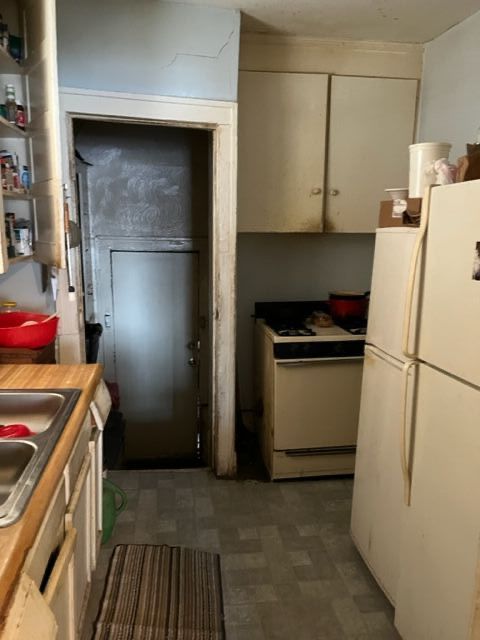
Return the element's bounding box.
[408,142,452,197]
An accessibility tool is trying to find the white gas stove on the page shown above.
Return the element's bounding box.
[254,301,365,480]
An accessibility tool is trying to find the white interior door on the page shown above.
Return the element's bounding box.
[395,363,480,640]
[326,75,417,233]
[237,71,328,232]
[350,345,412,604]
[418,180,480,387]
[111,251,199,460]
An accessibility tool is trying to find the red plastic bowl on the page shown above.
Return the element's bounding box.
[0,312,59,348]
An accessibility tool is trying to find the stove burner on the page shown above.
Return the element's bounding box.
[277,327,316,337]
[347,326,367,335]
[269,322,315,337]
[335,319,367,335]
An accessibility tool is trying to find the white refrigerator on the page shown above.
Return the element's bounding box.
[395,180,480,639]
[351,180,480,639]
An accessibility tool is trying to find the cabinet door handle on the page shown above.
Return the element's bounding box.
[311,187,322,195]
[329,189,339,196]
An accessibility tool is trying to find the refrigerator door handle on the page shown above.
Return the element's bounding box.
[402,185,433,359]
[400,359,418,506]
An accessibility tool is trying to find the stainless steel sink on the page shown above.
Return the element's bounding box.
[0,392,67,434]
[0,389,81,527]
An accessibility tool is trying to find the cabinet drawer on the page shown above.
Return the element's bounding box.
[66,414,91,495]
[23,476,66,589]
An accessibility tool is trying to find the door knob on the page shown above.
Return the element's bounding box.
[311,187,322,195]
[329,189,339,196]
[188,357,197,367]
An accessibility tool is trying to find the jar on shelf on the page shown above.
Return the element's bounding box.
[15,103,25,130]
[4,84,16,124]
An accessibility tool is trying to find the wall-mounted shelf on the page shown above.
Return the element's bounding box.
[0,117,28,139]
[2,190,33,201]
[0,47,23,75]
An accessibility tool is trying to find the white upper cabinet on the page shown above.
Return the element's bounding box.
[237,71,418,234]
[237,71,329,233]
[326,76,418,233]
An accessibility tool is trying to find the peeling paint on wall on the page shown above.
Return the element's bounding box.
[56,0,241,101]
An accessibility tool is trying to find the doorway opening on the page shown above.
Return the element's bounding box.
[72,119,212,470]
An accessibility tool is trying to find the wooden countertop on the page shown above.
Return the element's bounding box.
[0,364,104,623]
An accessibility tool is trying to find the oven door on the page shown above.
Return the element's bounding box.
[273,356,364,451]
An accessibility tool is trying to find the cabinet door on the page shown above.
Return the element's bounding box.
[2,573,58,640]
[65,451,93,637]
[326,76,417,233]
[43,528,77,640]
[238,71,328,232]
[21,0,64,266]
[24,476,66,588]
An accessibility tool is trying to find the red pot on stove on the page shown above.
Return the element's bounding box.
[328,291,370,320]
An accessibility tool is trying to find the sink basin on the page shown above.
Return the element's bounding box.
[0,442,36,508]
[0,389,81,526]
[0,392,68,434]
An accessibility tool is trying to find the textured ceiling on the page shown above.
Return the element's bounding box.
[168,0,479,43]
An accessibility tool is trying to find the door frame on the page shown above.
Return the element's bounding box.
[56,88,237,477]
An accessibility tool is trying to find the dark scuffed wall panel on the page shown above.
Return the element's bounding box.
[75,120,209,238]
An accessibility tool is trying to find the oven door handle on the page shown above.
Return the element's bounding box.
[275,356,364,365]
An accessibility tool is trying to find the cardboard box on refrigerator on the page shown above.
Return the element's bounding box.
[378,198,422,228]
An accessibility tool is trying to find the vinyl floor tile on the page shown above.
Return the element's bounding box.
[83,470,399,640]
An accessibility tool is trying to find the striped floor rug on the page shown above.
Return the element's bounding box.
[93,544,225,640]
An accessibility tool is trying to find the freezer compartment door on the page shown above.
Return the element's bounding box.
[367,228,419,361]
[351,346,412,604]
[395,363,480,640]
[418,180,480,386]
[273,358,363,451]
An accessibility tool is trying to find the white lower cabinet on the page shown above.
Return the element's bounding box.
[65,451,94,636]
[2,382,110,640]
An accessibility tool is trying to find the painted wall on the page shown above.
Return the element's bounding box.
[0,1,238,317]
[417,9,480,159]
[0,262,54,313]
[237,233,376,413]
[56,0,241,102]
